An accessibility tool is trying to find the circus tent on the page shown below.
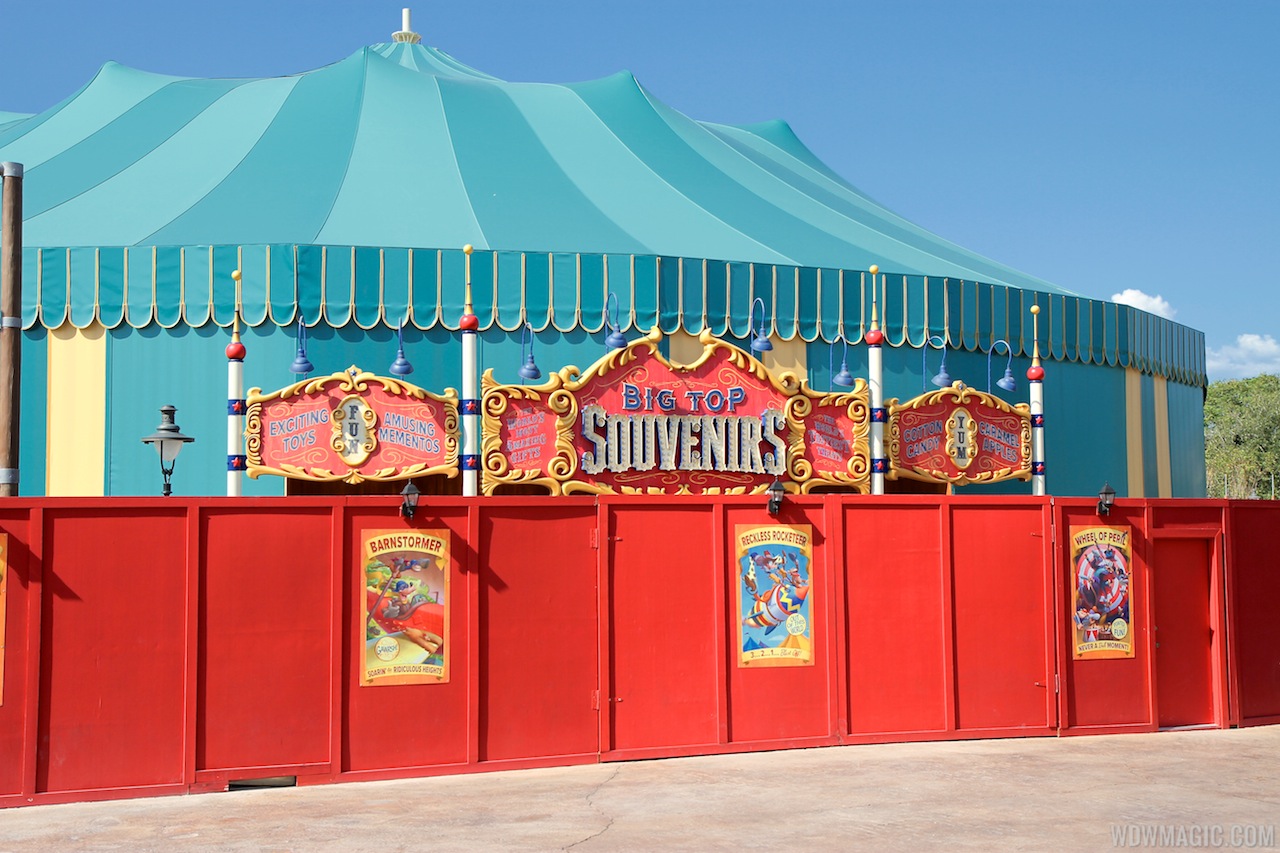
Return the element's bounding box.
[0,25,1205,497]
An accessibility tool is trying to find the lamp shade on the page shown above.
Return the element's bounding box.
[141,405,194,465]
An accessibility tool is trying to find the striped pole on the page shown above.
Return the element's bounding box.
[226,269,247,496]
[865,265,887,495]
[1028,303,1046,495]
[459,245,480,496]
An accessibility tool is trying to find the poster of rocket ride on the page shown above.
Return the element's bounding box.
[1070,525,1134,659]
[361,530,450,686]
[734,524,814,667]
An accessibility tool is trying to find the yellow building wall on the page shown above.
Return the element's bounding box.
[668,330,806,379]
[1153,375,1172,498]
[1125,368,1174,499]
[1125,368,1144,498]
[46,323,107,496]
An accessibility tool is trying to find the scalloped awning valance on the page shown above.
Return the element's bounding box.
[22,243,1205,386]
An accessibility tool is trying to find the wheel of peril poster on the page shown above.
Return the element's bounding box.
[734,524,814,667]
[361,529,451,685]
[1069,525,1134,659]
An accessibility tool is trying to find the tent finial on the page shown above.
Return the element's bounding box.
[393,8,421,44]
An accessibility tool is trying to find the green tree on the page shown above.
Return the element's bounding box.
[1204,374,1280,498]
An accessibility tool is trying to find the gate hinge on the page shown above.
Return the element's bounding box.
[591,689,600,710]
[1055,673,1060,694]
[589,528,599,550]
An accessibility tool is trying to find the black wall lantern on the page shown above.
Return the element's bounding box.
[400,480,421,520]
[767,477,785,517]
[1097,482,1116,516]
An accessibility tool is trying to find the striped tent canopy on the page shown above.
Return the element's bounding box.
[0,40,1076,289]
[21,244,1204,385]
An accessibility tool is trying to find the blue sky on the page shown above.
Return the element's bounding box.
[3,1,1276,381]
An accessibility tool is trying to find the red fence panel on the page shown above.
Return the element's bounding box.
[951,503,1055,734]
[197,505,336,783]
[1059,504,1153,733]
[724,502,837,747]
[1227,502,1280,725]
[340,506,473,776]
[843,502,949,739]
[478,502,599,764]
[604,504,720,756]
[38,509,190,799]
[1152,537,1216,727]
[0,511,33,803]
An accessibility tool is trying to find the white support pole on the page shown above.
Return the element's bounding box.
[866,265,886,495]
[460,245,479,496]
[1028,303,1046,496]
[226,269,247,495]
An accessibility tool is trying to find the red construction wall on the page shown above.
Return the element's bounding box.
[1059,501,1231,735]
[196,506,336,786]
[0,512,32,801]
[340,506,473,776]
[1059,504,1154,733]
[842,500,1054,742]
[950,503,1055,733]
[724,501,838,748]
[605,504,720,756]
[1226,502,1280,725]
[0,495,1274,808]
[844,503,948,738]
[477,504,598,764]
[38,508,190,799]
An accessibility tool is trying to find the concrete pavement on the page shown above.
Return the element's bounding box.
[1,726,1277,851]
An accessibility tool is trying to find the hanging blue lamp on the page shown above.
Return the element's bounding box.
[923,335,951,389]
[988,339,1017,393]
[830,336,854,388]
[749,297,773,353]
[389,322,414,376]
[605,292,628,349]
[824,338,855,389]
[519,322,541,382]
[290,319,314,376]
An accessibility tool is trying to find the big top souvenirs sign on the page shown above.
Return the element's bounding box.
[887,383,1031,485]
[482,329,870,495]
[245,367,459,484]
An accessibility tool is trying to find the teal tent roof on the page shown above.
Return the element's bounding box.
[0,41,1072,296]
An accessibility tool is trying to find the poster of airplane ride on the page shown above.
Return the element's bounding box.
[734,524,814,667]
[361,529,450,686]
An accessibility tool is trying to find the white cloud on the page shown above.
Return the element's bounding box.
[1110,288,1176,320]
[1206,333,1280,381]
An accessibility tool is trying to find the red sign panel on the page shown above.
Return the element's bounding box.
[888,385,1031,485]
[791,393,870,488]
[482,329,869,495]
[246,367,459,484]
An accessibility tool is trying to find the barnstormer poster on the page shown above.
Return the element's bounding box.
[733,524,814,667]
[361,529,451,686]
